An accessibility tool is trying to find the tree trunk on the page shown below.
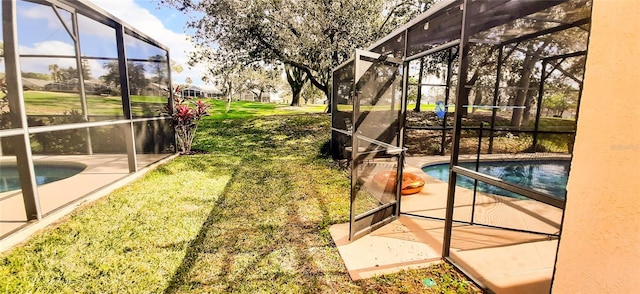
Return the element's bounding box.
[471,87,483,113]
[510,56,536,127]
[255,90,264,102]
[414,57,424,112]
[458,71,479,117]
[282,61,331,111]
[510,41,550,127]
[521,82,538,126]
[320,85,330,113]
[291,86,303,106]
[522,96,532,126]
[226,81,232,113]
[285,64,308,107]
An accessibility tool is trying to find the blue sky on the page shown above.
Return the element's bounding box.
[89,0,205,85]
[10,0,205,86]
[133,1,190,33]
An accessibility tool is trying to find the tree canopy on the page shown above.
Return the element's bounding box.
[101,61,148,95]
[161,0,430,101]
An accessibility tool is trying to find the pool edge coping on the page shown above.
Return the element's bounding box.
[0,153,179,253]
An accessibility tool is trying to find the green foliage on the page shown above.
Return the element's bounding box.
[0,111,171,155]
[543,92,577,117]
[533,117,575,130]
[301,80,324,105]
[167,94,209,154]
[243,66,282,101]
[148,54,169,85]
[21,71,52,80]
[212,65,284,108]
[30,110,87,154]
[407,76,419,102]
[101,61,148,95]
[537,133,574,153]
[167,0,432,99]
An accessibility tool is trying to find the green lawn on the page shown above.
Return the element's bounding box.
[0,103,477,293]
[207,100,327,119]
[20,91,326,118]
[21,91,167,116]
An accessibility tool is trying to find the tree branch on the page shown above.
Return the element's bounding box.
[378,1,421,34]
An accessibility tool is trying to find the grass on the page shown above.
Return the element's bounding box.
[356,263,478,293]
[21,91,167,116]
[0,102,478,293]
[207,100,327,119]
[20,91,327,118]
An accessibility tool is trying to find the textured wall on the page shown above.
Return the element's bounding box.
[552,0,640,292]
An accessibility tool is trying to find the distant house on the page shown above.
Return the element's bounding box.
[180,85,223,98]
[143,82,169,97]
[238,91,271,102]
[21,77,49,90]
[42,78,113,95]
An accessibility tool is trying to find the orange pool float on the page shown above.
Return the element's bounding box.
[373,171,425,195]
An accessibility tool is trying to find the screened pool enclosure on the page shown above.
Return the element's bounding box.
[331,0,591,291]
[0,0,175,239]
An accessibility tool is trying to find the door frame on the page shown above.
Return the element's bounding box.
[349,49,407,241]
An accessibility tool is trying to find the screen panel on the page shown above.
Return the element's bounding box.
[349,50,405,241]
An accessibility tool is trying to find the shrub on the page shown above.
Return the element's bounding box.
[166,94,209,154]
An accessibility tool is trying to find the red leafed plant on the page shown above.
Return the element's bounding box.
[166,89,209,154]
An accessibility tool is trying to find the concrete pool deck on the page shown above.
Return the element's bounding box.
[330,154,567,293]
[0,153,175,251]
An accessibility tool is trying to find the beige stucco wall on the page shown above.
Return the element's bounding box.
[552,0,640,292]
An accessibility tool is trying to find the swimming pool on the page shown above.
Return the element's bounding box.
[422,160,570,199]
[0,163,86,193]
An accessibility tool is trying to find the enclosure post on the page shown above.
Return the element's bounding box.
[166,50,177,153]
[115,24,138,173]
[2,0,42,220]
[532,60,547,151]
[488,46,504,154]
[415,57,424,112]
[441,47,455,155]
[348,57,359,240]
[471,123,483,224]
[395,30,409,215]
[443,0,471,258]
[69,11,94,155]
[396,61,410,216]
[570,65,586,155]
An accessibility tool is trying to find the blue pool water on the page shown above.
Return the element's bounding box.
[0,163,86,193]
[422,160,570,199]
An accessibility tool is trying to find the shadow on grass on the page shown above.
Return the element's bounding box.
[318,139,332,159]
[239,102,277,110]
[208,110,255,120]
[162,164,236,293]
[162,115,351,293]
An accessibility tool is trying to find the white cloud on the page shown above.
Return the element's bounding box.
[18,41,76,74]
[18,41,108,79]
[86,60,108,80]
[77,13,118,41]
[19,40,75,55]
[20,4,64,30]
[90,0,206,85]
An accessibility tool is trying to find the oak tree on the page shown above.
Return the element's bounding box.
[160,0,430,105]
